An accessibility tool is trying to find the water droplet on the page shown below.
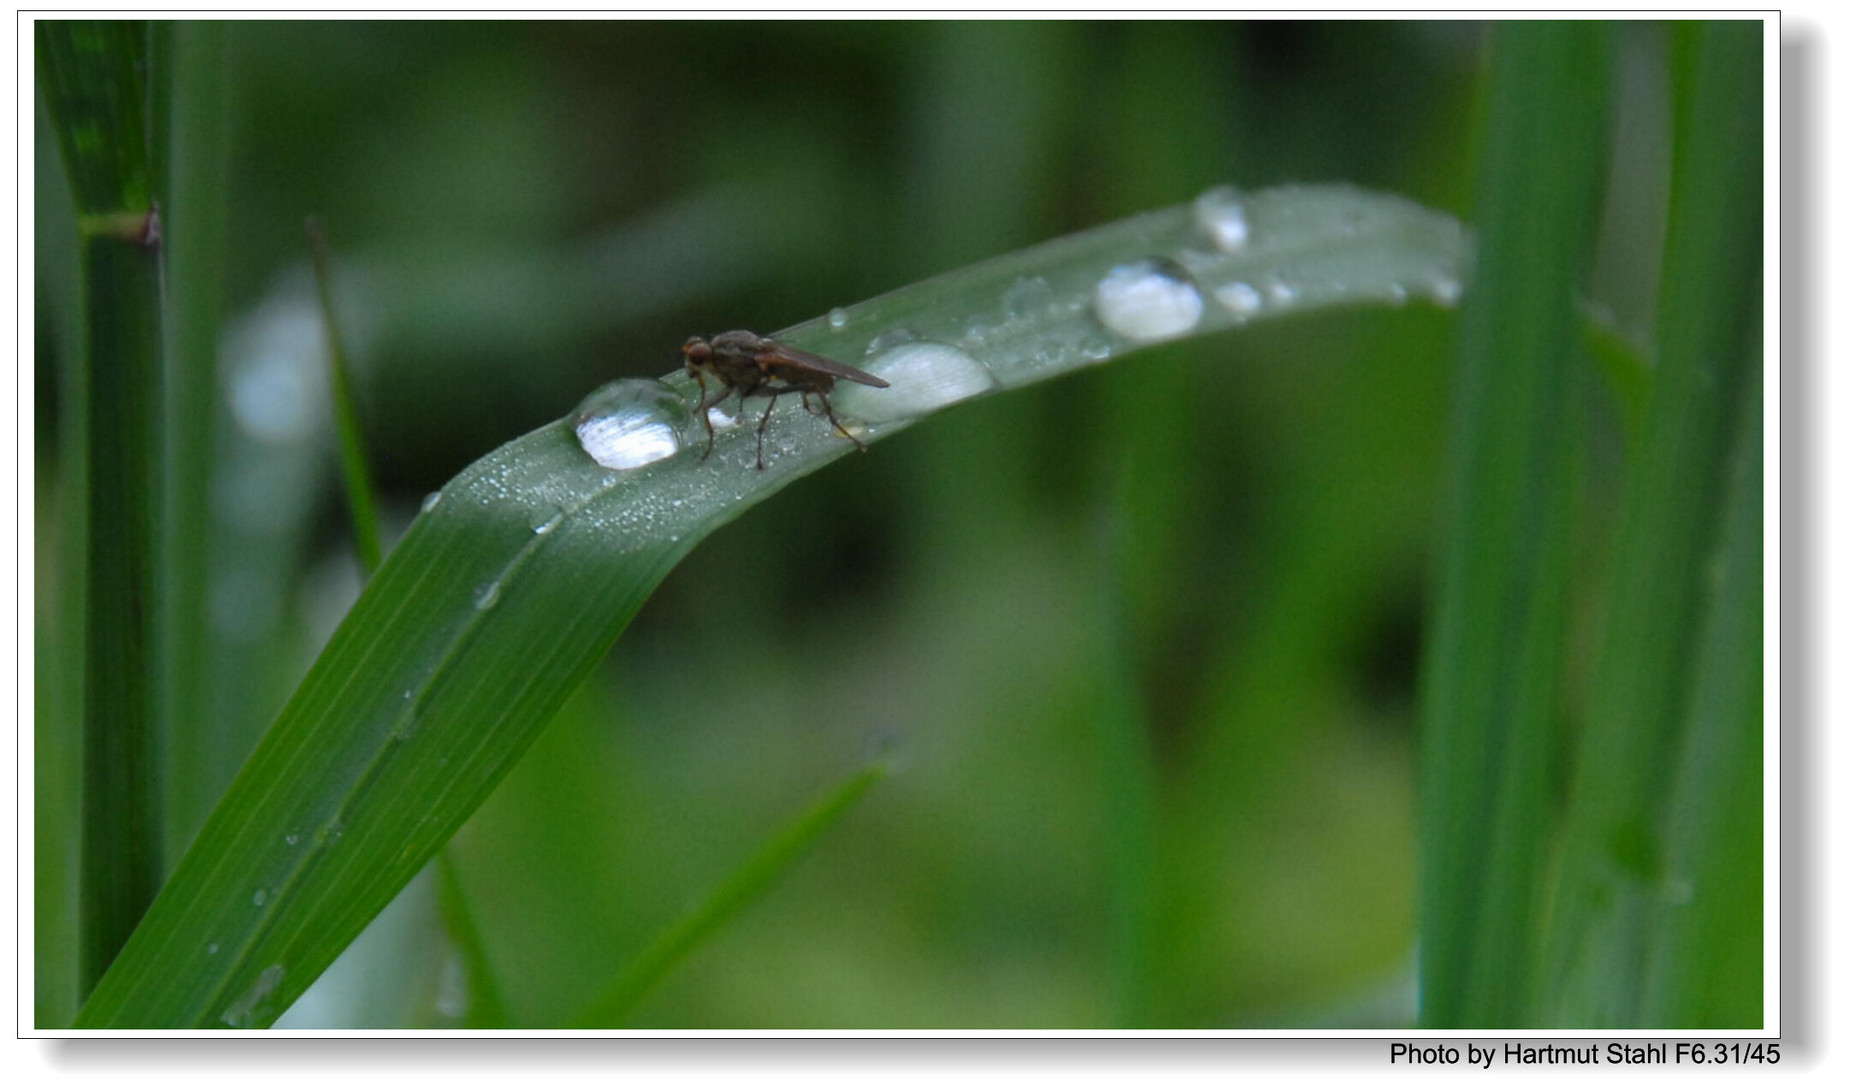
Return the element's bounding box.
[1428,275,1462,307]
[838,341,998,422]
[207,942,220,955]
[1266,278,1299,306]
[221,964,286,1029]
[473,581,501,610]
[1193,186,1251,252]
[1080,335,1113,362]
[421,491,442,513]
[531,506,565,535]
[827,307,849,329]
[285,834,299,846]
[863,327,921,357]
[1002,276,1055,321]
[1216,281,1264,318]
[1094,258,1204,342]
[252,888,268,906]
[571,378,689,471]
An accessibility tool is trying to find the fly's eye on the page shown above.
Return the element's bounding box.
[682,337,712,364]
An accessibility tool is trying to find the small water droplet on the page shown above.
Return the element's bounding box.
[221,964,286,1029]
[252,888,268,906]
[863,327,922,357]
[1428,275,1463,307]
[531,506,565,535]
[839,341,998,422]
[1094,258,1204,342]
[1080,335,1113,362]
[1193,186,1251,252]
[1215,281,1264,318]
[207,942,220,955]
[285,834,299,846]
[571,378,689,471]
[473,581,501,610]
[1266,277,1298,306]
[827,307,849,329]
[421,491,442,513]
[1002,276,1055,321]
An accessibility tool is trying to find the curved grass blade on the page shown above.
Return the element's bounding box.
[73,183,1469,1027]
[570,760,889,1027]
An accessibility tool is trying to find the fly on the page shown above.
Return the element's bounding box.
[682,329,890,470]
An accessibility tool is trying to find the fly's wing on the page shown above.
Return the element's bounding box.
[758,339,891,388]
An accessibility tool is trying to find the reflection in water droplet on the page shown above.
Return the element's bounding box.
[838,341,997,422]
[473,581,501,610]
[421,491,442,513]
[1216,281,1264,318]
[571,379,689,471]
[827,307,849,329]
[1094,258,1204,342]
[1193,186,1251,252]
[863,327,922,357]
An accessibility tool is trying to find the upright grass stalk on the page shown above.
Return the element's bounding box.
[150,20,232,865]
[1542,20,1764,1027]
[1416,22,1612,1027]
[38,19,170,997]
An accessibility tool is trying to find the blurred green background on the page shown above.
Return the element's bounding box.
[37,20,1679,1028]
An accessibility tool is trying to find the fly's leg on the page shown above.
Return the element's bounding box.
[816,391,868,452]
[754,394,779,470]
[694,376,730,463]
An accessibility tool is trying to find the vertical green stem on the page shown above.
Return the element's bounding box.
[39,19,170,997]
[1543,20,1763,1026]
[1416,21,1611,1027]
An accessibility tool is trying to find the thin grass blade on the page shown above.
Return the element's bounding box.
[571,760,889,1026]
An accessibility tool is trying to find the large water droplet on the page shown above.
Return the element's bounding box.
[420,491,442,513]
[473,581,502,610]
[1193,186,1251,252]
[1094,258,1204,342]
[827,307,849,329]
[837,341,997,422]
[571,378,689,471]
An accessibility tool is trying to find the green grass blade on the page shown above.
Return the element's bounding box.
[38,19,170,998]
[71,183,1469,1028]
[306,217,384,575]
[1416,22,1612,1027]
[1542,20,1764,1027]
[571,761,889,1027]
